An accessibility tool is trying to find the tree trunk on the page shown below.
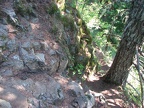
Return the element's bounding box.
[103,0,144,85]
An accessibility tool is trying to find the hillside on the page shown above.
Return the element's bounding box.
[0,0,136,108]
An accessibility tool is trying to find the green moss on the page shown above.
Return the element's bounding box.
[50,25,58,34]
[46,2,60,15]
[14,1,35,17]
[60,15,75,30]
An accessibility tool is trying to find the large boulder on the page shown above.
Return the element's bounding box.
[0,99,12,108]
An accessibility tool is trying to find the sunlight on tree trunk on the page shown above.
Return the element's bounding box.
[103,0,144,85]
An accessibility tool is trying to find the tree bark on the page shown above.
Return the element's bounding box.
[103,0,144,85]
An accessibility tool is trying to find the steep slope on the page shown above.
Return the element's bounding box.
[0,1,137,108]
[0,0,99,108]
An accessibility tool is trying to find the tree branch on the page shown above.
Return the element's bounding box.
[136,45,144,107]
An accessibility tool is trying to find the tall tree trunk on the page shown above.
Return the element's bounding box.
[103,0,144,85]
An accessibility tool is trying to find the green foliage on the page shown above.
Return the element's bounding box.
[124,86,141,106]
[76,0,129,61]
[125,67,143,106]
[70,64,84,76]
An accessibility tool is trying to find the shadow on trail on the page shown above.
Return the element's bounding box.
[83,74,130,108]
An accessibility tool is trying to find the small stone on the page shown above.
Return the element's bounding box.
[85,92,95,108]
[22,42,31,51]
[0,18,8,25]
[0,24,8,38]
[49,58,59,74]
[27,98,39,107]
[31,18,39,23]
[2,8,20,27]
[12,55,20,60]
[40,41,50,50]
[32,42,41,51]
[2,70,13,77]
[0,99,12,108]
[0,41,5,47]
[35,53,45,62]
[6,39,16,52]
[48,49,56,55]
[58,58,68,73]
[21,48,29,55]
[13,60,24,70]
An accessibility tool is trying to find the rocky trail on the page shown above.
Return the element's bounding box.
[0,1,137,108]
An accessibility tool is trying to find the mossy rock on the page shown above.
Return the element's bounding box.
[75,54,89,67]
[56,0,65,11]
[46,2,60,15]
[14,0,36,17]
[60,14,75,30]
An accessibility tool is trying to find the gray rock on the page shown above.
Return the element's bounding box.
[25,76,64,106]
[19,17,31,31]
[48,49,56,55]
[31,18,39,23]
[0,18,8,25]
[21,48,29,55]
[0,41,6,47]
[1,70,13,77]
[12,78,34,91]
[6,39,17,52]
[32,42,41,51]
[40,41,50,50]
[0,52,6,63]
[27,98,40,108]
[0,86,28,108]
[13,60,24,70]
[85,93,95,108]
[71,96,87,108]
[46,76,64,105]
[22,53,47,72]
[32,81,47,98]
[71,94,95,108]
[58,58,68,73]
[0,99,12,108]
[7,56,24,70]
[67,89,77,97]
[0,24,8,38]
[22,41,32,51]
[2,7,18,25]
[67,81,85,97]
[49,58,59,74]
[23,54,38,71]
[35,53,45,63]
[12,55,20,60]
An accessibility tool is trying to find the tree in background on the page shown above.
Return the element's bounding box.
[103,0,144,85]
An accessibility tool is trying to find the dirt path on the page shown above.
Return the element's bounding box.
[82,48,138,108]
[84,74,127,108]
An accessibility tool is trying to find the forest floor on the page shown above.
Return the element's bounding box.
[80,48,138,108]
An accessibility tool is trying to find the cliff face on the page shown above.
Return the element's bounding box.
[0,1,99,107]
[0,0,97,76]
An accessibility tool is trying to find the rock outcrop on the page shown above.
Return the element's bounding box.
[0,0,100,108]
